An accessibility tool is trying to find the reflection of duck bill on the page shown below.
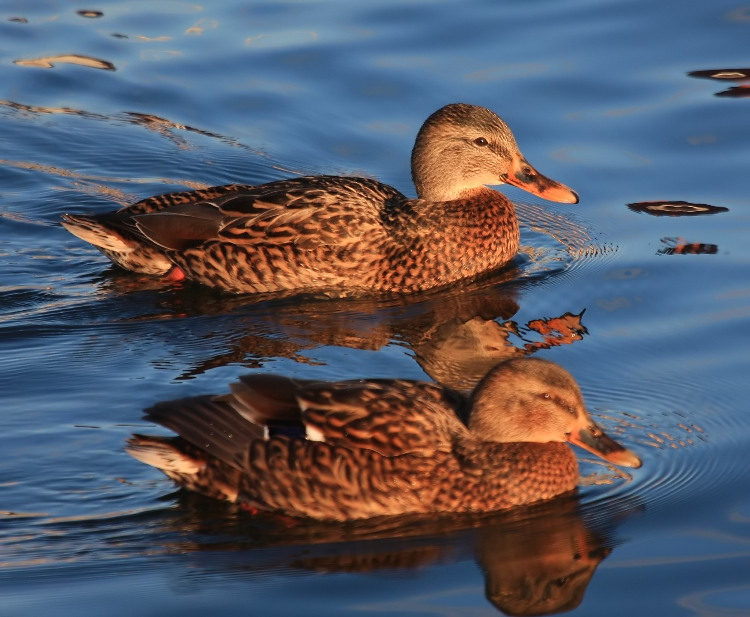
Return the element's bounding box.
[568,424,642,468]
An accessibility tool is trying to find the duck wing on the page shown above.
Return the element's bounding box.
[132,176,405,251]
[133,373,469,472]
[228,375,469,457]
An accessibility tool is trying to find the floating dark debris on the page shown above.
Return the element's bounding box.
[687,69,750,97]
[77,10,104,18]
[627,201,729,217]
[688,68,750,81]
[659,238,718,256]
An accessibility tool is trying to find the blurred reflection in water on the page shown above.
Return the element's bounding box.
[133,494,640,616]
[100,269,588,386]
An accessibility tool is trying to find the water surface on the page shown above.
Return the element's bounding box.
[2,1,750,615]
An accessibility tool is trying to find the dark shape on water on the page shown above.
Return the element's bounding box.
[658,237,718,256]
[688,68,750,81]
[687,68,750,97]
[627,201,728,217]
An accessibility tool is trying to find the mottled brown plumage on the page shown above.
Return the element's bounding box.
[62,103,578,295]
[127,358,640,521]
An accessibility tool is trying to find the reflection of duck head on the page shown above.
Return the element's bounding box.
[413,315,522,391]
[479,502,611,616]
[413,309,588,392]
[128,357,640,521]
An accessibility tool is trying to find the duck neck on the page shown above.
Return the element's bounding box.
[410,129,483,201]
[428,188,519,264]
[451,439,580,508]
[411,155,471,202]
[379,188,519,291]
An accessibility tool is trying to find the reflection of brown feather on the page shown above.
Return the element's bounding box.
[149,489,627,616]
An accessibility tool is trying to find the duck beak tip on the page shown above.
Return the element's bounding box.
[570,425,642,469]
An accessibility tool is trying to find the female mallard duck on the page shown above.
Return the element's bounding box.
[62,103,578,295]
[127,358,640,521]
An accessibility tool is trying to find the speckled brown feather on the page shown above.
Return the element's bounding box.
[62,103,578,295]
[127,358,639,521]
[61,184,251,275]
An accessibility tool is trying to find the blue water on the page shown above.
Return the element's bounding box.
[2,0,750,615]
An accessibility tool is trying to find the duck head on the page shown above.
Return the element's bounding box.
[411,103,579,204]
[469,357,642,469]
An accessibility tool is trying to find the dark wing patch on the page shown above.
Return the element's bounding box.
[296,379,468,457]
[134,202,225,250]
[143,394,263,470]
[222,374,320,437]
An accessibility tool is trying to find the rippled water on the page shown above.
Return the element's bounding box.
[3,0,750,615]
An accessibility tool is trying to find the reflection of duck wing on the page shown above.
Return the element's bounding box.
[291,379,469,456]
[217,374,470,456]
[129,375,472,518]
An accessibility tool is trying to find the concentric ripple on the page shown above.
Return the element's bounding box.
[516,199,619,284]
[577,367,747,515]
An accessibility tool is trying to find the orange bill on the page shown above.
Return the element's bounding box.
[568,423,642,468]
[504,155,579,204]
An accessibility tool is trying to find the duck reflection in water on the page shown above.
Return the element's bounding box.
[128,357,640,520]
[150,492,635,616]
[110,263,588,389]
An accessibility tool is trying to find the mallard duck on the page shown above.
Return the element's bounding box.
[126,358,640,521]
[62,103,578,295]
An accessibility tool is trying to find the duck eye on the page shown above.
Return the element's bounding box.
[473,137,489,146]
